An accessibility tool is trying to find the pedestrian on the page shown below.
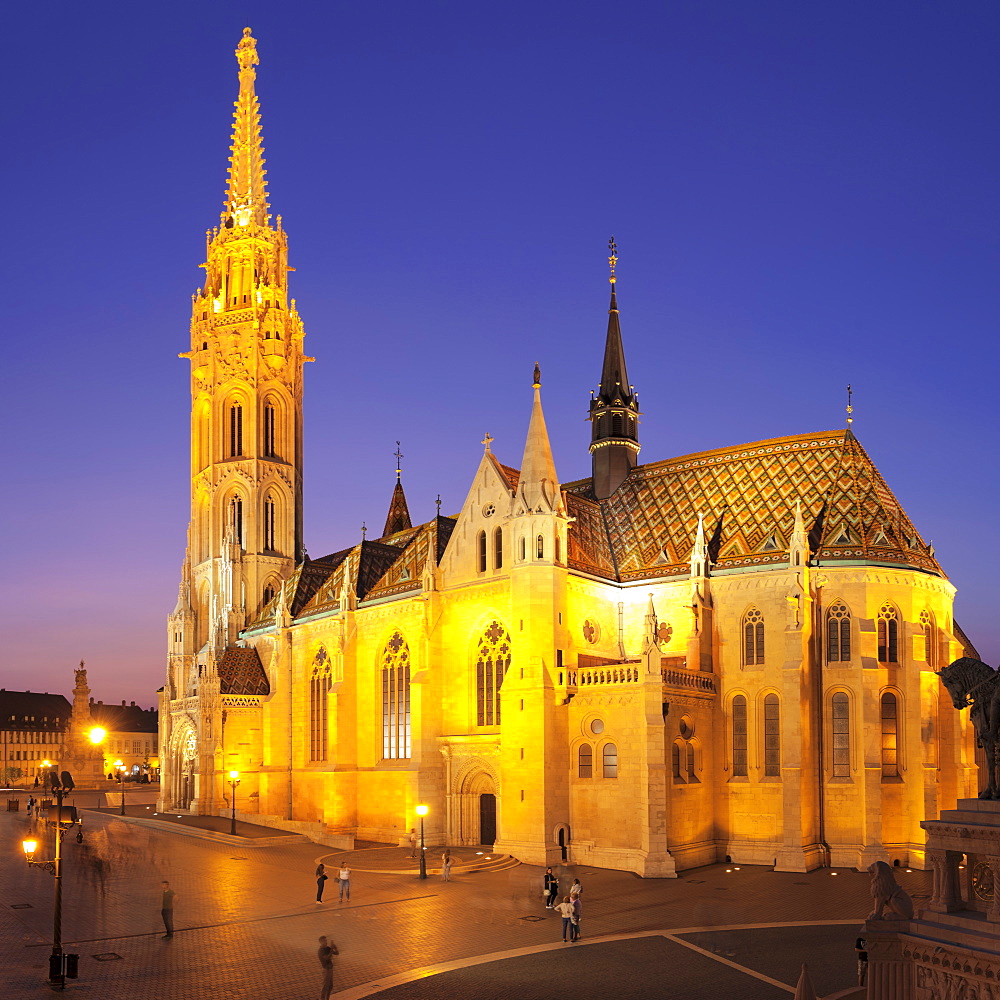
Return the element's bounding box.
[317,935,339,1000]
[315,863,328,904]
[408,828,417,858]
[555,896,576,942]
[544,867,559,908]
[441,854,452,881]
[27,796,34,816]
[160,880,176,939]
[855,935,868,986]
[338,864,351,901]
[569,877,583,899]
[571,895,582,940]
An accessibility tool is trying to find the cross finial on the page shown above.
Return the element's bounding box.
[435,494,442,516]
[846,384,854,427]
[361,521,367,541]
[394,441,403,482]
[608,236,618,284]
[482,432,493,454]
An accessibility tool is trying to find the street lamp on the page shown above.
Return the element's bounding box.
[23,769,79,988]
[228,771,240,836]
[415,804,428,879]
[114,760,126,816]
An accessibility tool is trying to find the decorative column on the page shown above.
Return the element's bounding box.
[987,855,1000,923]
[927,849,963,912]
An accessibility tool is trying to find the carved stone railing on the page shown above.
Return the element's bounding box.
[661,667,716,694]
[566,665,640,687]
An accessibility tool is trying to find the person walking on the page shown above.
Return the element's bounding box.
[160,881,176,939]
[317,935,339,1000]
[555,896,576,942]
[571,895,582,940]
[544,867,559,908]
[408,829,418,858]
[337,864,351,901]
[315,863,328,904]
[441,854,452,881]
[569,877,583,899]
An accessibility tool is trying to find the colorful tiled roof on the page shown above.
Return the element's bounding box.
[564,429,942,582]
[217,646,269,696]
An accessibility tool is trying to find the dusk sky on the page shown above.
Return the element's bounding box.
[2,1,997,705]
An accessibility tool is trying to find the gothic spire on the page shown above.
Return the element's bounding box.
[382,480,412,537]
[223,28,269,228]
[589,239,640,499]
[517,364,562,513]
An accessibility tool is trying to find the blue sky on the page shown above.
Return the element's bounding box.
[1,1,997,702]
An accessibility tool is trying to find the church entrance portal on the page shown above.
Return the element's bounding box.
[479,793,496,845]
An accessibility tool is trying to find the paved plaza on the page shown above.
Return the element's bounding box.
[0,800,905,998]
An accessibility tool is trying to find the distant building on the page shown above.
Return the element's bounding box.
[89,699,159,778]
[0,690,71,786]
[161,29,980,874]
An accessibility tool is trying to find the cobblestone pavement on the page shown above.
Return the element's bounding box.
[0,806,922,999]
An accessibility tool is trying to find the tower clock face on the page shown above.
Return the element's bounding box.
[972,861,994,901]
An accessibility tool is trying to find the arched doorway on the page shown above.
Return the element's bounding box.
[555,824,570,861]
[453,766,498,845]
[170,723,198,810]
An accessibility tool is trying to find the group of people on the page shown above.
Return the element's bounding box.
[315,862,352,903]
[545,869,584,942]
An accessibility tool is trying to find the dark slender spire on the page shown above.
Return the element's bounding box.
[382,479,412,537]
[589,238,640,499]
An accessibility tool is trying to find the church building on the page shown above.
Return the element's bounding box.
[160,29,979,875]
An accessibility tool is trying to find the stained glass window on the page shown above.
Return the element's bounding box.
[309,647,331,761]
[764,694,780,777]
[832,692,850,777]
[826,603,851,662]
[877,604,898,664]
[732,695,748,776]
[881,692,898,778]
[743,608,764,666]
[920,610,935,667]
[381,631,411,760]
[476,621,510,726]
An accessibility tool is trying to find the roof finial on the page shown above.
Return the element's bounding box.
[224,27,269,228]
[608,236,618,285]
[435,494,442,516]
[533,362,541,388]
[482,432,493,454]
[846,384,854,428]
[361,521,367,541]
[394,441,403,482]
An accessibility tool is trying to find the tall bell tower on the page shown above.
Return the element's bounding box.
[169,27,307,699]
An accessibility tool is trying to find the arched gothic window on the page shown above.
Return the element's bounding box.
[671,742,683,783]
[732,695,748,777]
[881,692,899,778]
[229,403,243,457]
[263,493,277,552]
[826,603,851,662]
[381,631,411,760]
[477,531,487,573]
[578,743,593,778]
[877,604,899,664]
[764,694,780,777]
[743,608,764,666]
[229,495,244,547]
[602,742,618,778]
[262,582,276,607]
[519,536,526,561]
[310,647,332,761]
[686,743,697,783]
[262,401,277,457]
[476,621,510,726]
[536,534,544,559]
[494,528,503,570]
[920,610,935,667]
[832,692,851,777]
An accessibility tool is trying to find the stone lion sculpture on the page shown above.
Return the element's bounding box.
[867,861,914,921]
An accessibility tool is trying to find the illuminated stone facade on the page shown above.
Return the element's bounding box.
[160,29,979,874]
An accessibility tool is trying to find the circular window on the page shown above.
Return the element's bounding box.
[583,619,600,644]
[482,503,496,517]
[590,719,605,735]
[679,715,695,740]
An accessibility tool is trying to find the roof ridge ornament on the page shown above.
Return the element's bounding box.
[846,383,854,429]
[608,236,618,285]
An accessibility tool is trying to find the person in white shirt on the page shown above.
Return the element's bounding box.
[555,896,576,942]
[338,865,351,902]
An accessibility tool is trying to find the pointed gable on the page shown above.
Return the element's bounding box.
[382,479,412,538]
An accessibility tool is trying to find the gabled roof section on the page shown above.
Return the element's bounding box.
[382,479,412,537]
[218,646,270,696]
[565,492,617,579]
[563,430,943,582]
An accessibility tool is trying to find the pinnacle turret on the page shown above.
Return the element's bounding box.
[517,365,562,514]
[589,240,640,499]
[223,27,269,228]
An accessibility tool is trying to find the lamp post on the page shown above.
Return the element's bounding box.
[114,760,126,815]
[415,804,428,879]
[228,771,240,836]
[23,768,78,989]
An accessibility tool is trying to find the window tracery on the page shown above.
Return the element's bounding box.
[476,621,510,726]
[877,604,899,664]
[826,603,851,662]
[743,608,764,666]
[309,647,331,761]
[381,631,411,760]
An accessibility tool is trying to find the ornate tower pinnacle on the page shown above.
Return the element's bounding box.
[589,240,641,499]
[517,364,563,515]
[224,27,269,228]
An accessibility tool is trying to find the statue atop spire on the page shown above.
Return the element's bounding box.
[224,27,269,228]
